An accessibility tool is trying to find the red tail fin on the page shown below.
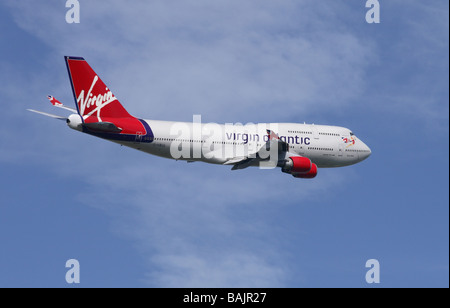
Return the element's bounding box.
[65,56,132,121]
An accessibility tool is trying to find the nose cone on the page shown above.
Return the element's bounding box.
[359,141,371,161]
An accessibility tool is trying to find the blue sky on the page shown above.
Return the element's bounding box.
[0,0,448,288]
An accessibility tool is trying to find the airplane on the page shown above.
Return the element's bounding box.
[28,56,371,179]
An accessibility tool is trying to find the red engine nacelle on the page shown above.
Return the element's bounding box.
[292,163,318,179]
[285,156,312,173]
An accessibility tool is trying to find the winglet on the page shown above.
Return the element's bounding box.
[267,129,280,140]
[266,129,289,152]
[47,95,77,113]
[48,95,63,106]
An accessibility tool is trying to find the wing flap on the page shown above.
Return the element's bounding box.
[223,156,248,165]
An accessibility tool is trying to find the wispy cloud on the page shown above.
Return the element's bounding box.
[74,157,344,287]
[5,0,374,123]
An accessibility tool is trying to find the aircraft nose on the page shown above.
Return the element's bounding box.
[360,142,371,161]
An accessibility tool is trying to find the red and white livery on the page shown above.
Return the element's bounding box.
[29,56,371,179]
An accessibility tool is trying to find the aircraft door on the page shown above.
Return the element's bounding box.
[338,143,344,157]
[310,124,319,140]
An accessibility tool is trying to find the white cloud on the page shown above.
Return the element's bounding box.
[147,252,286,288]
[5,0,373,123]
[72,155,344,287]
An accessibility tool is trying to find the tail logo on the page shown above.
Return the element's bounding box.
[77,75,117,120]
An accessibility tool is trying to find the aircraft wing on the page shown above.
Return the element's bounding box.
[223,156,249,165]
[226,129,292,170]
[47,95,77,113]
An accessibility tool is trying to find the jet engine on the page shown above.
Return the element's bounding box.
[292,163,318,179]
[282,156,318,179]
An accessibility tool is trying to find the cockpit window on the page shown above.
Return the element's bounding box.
[350,132,354,136]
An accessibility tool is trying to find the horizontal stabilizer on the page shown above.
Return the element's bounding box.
[27,109,67,121]
[83,122,123,133]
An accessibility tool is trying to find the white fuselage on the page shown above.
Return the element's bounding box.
[111,120,371,168]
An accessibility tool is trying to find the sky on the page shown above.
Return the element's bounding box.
[0,0,448,288]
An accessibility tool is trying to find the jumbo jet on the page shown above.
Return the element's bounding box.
[28,56,371,178]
